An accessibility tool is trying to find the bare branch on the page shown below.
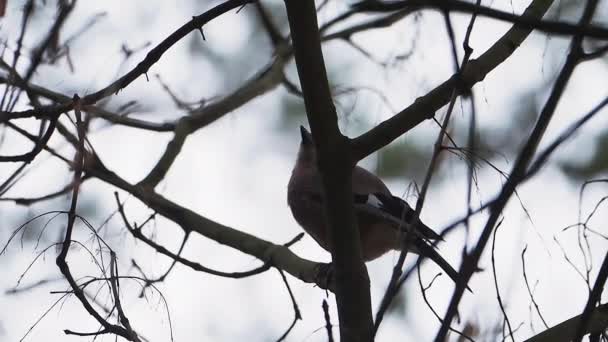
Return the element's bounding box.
[435,1,601,340]
[353,0,608,39]
[115,191,305,280]
[80,0,256,105]
[322,299,335,342]
[0,174,91,206]
[53,95,141,341]
[0,74,175,131]
[137,52,287,188]
[521,246,550,329]
[352,0,556,161]
[525,303,608,342]
[10,114,326,290]
[491,220,515,342]
[0,116,58,162]
[574,251,608,342]
[275,269,302,342]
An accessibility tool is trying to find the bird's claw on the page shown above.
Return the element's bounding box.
[315,262,335,291]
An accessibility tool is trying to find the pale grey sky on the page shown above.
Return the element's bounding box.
[1,0,607,341]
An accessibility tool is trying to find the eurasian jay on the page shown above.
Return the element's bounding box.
[287,126,462,285]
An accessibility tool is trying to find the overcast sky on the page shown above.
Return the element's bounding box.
[1,0,607,341]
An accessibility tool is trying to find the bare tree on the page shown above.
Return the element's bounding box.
[1,0,607,341]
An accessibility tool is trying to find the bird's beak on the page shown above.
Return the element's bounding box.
[299,125,313,145]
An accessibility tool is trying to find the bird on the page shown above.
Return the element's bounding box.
[287,125,463,286]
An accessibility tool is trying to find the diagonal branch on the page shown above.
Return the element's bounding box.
[1,0,257,129]
[115,191,305,280]
[353,0,608,39]
[0,74,175,132]
[137,51,287,188]
[0,116,58,162]
[80,0,256,105]
[12,104,325,291]
[352,0,556,161]
[525,303,608,342]
[434,0,601,340]
[573,250,608,342]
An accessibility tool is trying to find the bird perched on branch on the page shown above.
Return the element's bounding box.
[287,126,463,286]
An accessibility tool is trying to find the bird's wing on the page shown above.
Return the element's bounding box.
[352,166,391,194]
[353,192,443,241]
[353,193,470,289]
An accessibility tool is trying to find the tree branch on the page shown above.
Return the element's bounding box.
[352,0,556,161]
[138,50,287,188]
[54,96,141,341]
[525,303,608,342]
[80,0,256,105]
[434,0,600,340]
[573,251,608,342]
[353,0,608,39]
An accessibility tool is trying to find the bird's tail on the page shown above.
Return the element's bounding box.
[412,239,472,292]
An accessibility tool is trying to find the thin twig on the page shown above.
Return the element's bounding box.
[276,269,301,341]
[322,299,334,342]
[521,246,550,329]
[491,219,515,342]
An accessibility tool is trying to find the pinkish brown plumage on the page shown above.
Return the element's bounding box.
[288,126,464,286]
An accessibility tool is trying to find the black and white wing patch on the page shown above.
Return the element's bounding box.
[354,192,442,241]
